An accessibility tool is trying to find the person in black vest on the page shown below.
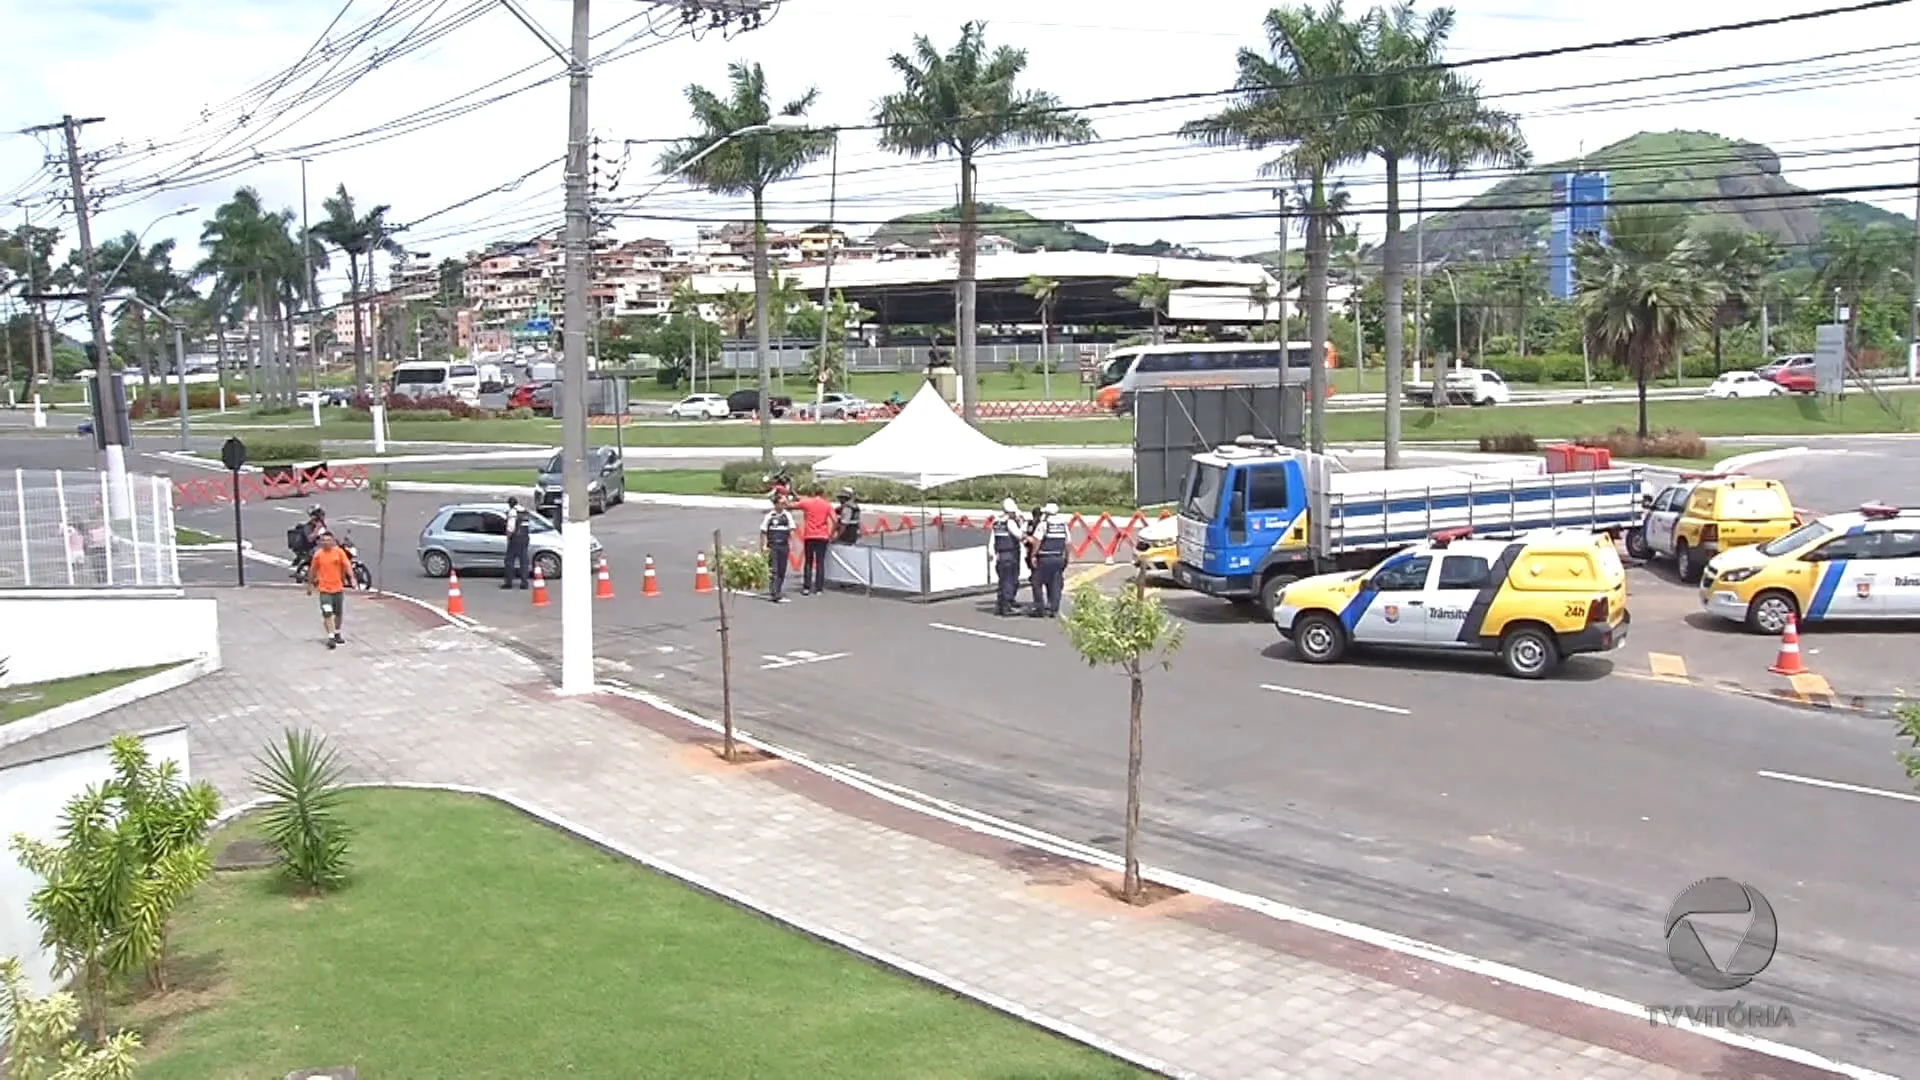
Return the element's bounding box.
[833,488,863,544]
[991,497,1025,616]
[1030,501,1070,618]
[503,496,532,589]
[760,492,796,603]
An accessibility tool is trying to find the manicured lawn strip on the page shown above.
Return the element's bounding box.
[175,526,225,545]
[135,789,1142,1079]
[0,663,181,725]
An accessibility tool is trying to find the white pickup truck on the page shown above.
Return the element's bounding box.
[1405,367,1512,407]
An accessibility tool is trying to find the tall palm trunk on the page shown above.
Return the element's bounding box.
[1636,371,1650,440]
[135,306,155,402]
[1305,173,1331,454]
[752,188,774,467]
[956,153,979,426]
[350,253,367,389]
[214,311,228,404]
[1517,291,1528,359]
[1381,156,1406,469]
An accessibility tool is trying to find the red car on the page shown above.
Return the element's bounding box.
[508,381,555,415]
[1773,369,1816,394]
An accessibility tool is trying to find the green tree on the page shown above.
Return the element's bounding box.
[197,189,311,409]
[660,61,833,466]
[1060,567,1185,905]
[1574,206,1723,439]
[1895,699,1920,790]
[1816,222,1907,356]
[1017,274,1061,382]
[0,956,141,1080]
[8,734,218,1038]
[1354,1,1527,465]
[311,184,401,389]
[1184,3,1369,454]
[436,257,468,307]
[249,728,353,894]
[873,21,1095,427]
[1696,231,1781,374]
[1117,273,1172,343]
[92,232,193,400]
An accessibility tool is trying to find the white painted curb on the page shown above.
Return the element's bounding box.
[1715,446,1815,474]
[0,655,220,751]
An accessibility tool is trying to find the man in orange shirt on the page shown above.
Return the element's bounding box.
[792,485,836,596]
[306,531,355,648]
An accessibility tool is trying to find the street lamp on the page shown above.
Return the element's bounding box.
[112,293,191,450]
[101,205,199,295]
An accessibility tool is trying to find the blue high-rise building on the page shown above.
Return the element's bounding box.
[1548,172,1609,299]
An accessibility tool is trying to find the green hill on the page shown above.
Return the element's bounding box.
[1409,130,1914,265]
[867,204,1204,258]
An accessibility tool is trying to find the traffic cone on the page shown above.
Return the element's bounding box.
[693,552,713,593]
[595,556,615,600]
[1768,613,1808,676]
[445,568,466,617]
[531,565,550,608]
[642,555,660,597]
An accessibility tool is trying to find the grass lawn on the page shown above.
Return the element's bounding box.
[176,526,225,545]
[133,789,1142,1079]
[0,663,181,725]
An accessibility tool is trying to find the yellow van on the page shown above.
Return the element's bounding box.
[1626,475,1797,582]
[1274,528,1630,679]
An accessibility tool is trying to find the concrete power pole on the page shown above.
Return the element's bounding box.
[1908,123,1918,381]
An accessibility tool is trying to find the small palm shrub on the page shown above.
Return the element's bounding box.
[248,728,352,894]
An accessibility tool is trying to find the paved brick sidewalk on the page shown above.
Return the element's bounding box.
[0,587,1851,1080]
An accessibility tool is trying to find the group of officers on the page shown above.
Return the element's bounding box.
[992,498,1071,618]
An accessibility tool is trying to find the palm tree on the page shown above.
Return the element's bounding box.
[1017,274,1060,377]
[1575,206,1723,439]
[198,188,309,409]
[1184,3,1370,454]
[873,22,1095,427]
[660,61,832,466]
[1696,231,1780,374]
[713,286,756,388]
[93,234,190,400]
[1117,273,1172,343]
[311,184,400,389]
[1496,252,1542,359]
[1816,222,1906,358]
[1355,1,1527,466]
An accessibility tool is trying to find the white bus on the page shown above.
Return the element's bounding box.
[1093,341,1336,414]
[390,361,481,402]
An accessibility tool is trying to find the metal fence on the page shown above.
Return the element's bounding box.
[0,469,180,589]
[712,342,1113,374]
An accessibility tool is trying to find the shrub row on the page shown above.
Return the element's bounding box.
[347,392,481,418]
[1476,428,1710,460]
[718,460,1136,510]
[128,388,241,418]
[244,439,323,463]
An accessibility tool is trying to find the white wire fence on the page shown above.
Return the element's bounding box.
[0,469,181,590]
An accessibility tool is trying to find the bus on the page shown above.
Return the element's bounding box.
[1093,341,1337,414]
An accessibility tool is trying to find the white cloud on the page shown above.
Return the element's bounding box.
[3,0,1914,308]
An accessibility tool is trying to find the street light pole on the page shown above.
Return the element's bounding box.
[557,0,595,695]
[113,294,190,449]
[815,131,839,419]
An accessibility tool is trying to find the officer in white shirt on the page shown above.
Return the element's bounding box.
[760,493,796,603]
[991,497,1025,616]
[1029,502,1071,617]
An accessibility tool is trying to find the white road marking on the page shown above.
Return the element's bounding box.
[1259,683,1410,716]
[1757,770,1920,805]
[759,651,849,671]
[928,622,1046,648]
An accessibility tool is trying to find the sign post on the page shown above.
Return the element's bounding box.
[1814,324,1847,400]
[220,436,247,586]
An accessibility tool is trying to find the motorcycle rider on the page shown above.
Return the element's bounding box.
[288,505,328,577]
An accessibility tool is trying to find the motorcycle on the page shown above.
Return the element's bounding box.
[291,533,374,590]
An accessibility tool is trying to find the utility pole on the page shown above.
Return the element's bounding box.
[1907,121,1918,381]
[300,158,316,392]
[33,115,127,511]
[815,132,839,417]
[1273,189,1291,443]
[1412,169,1425,388]
[19,202,40,406]
[559,0,595,695]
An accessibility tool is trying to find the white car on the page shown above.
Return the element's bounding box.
[796,392,871,420]
[1444,368,1510,406]
[1705,371,1785,399]
[668,393,730,420]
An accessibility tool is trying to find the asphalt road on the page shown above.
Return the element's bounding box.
[15,428,1920,1074]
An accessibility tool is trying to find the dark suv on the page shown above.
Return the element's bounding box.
[726,388,793,418]
[534,447,627,515]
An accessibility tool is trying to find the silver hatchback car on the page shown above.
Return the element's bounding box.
[416,502,600,579]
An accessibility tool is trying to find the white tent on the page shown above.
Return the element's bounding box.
[811,381,1049,489]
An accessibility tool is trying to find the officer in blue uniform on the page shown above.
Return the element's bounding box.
[1029,501,1070,618]
[991,497,1024,616]
[760,493,796,603]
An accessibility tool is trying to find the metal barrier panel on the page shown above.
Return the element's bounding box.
[1131,386,1305,507]
[0,469,180,589]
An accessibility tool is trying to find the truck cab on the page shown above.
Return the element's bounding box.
[1172,440,1327,614]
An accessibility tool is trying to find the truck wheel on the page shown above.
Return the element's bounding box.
[1675,542,1702,583]
[1259,573,1300,618]
[1624,528,1651,561]
[1293,612,1347,663]
[1500,625,1560,679]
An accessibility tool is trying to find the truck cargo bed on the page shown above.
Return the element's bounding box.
[1309,459,1645,555]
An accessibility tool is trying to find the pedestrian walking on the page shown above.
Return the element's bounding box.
[502,496,532,589]
[1029,502,1070,618]
[306,531,355,648]
[761,493,796,603]
[992,497,1023,616]
[793,485,834,595]
[832,487,863,544]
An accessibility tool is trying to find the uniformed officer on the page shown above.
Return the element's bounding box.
[760,493,796,603]
[502,496,532,590]
[991,497,1024,616]
[833,487,863,544]
[1030,501,1070,618]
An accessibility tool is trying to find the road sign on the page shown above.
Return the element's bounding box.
[524,317,553,334]
[219,437,248,586]
[1814,324,1846,396]
[219,436,247,472]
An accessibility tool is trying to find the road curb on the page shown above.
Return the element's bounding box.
[1624,669,1909,717]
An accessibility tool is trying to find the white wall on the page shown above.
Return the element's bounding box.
[0,726,192,996]
[0,594,220,687]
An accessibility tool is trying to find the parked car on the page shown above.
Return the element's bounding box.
[726,388,793,418]
[508,381,555,415]
[417,502,600,579]
[1704,371,1785,399]
[1404,367,1510,407]
[534,446,627,515]
[1757,354,1813,383]
[794,392,872,420]
[668,392,731,420]
[1774,368,1817,394]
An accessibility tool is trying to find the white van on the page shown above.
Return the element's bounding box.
[390,361,480,403]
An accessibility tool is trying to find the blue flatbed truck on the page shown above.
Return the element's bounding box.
[1170,438,1648,614]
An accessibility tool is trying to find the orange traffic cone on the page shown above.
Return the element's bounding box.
[1768,613,1808,676]
[594,556,615,600]
[693,552,714,593]
[642,555,660,597]
[445,568,466,617]
[531,565,550,608]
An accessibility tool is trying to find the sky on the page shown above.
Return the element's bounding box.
[3,0,1917,310]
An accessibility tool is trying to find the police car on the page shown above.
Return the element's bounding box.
[1699,502,1920,634]
[1273,527,1630,679]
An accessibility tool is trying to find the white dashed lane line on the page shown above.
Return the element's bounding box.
[928,622,1047,648]
[1757,770,1920,805]
[1259,683,1411,716]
